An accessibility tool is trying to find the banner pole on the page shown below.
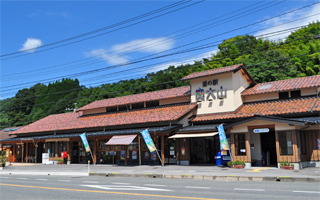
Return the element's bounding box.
[155,149,164,167]
[139,136,141,166]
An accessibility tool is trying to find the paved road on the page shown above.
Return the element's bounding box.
[1,175,319,199]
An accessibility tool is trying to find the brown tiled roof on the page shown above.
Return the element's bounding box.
[192,97,320,122]
[11,112,79,135]
[242,75,320,96]
[0,127,19,140]
[77,86,190,111]
[11,104,197,134]
[181,64,244,81]
[58,103,197,131]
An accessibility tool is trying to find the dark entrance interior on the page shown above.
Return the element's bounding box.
[190,136,219,165]
[72,142,79,163]
[260,130,277,166]
[36,142,45,163]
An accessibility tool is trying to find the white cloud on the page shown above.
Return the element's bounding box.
[86,49,129,65]
[111,37,174,53]
[86,37,175,65]
[19,38,42,53]
[255,2,320,40]
[147,49,219,73]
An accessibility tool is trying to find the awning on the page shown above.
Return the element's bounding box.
[169,132,218,139]
[105,135,137,145]
[3,144,12,148]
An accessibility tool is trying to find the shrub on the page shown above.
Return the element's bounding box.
[280,160,294,167]
[232,159,245,166]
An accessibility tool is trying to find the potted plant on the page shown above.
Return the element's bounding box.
[280,160,294,170]
[227,161,232,167]
[232,159,245,168]
[57,159,63,165]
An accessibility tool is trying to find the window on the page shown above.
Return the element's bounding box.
[113,145,124,151]
[279,92,289,99]
[98,139,111,151]
[146,101,159,108]
[58,141,67,156]
[47,142,56,157]
[128,137,139,150]
[132,102,144,109]
[107,106,117,112]
[279,131,293,155]
[235,133,246,156]
[118,105,127,111]
[291,90,301,98]
[300,131,307,155]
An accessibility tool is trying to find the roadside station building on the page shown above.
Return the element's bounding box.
[1,64,319,169]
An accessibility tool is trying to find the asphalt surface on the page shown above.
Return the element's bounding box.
[1,175,319,200]
[1,163,320,178]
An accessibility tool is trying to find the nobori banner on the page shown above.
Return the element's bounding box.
[218,124,229,151]
[141,129,157,153]
[80,133,91,153]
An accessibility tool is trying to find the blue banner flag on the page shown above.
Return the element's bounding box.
[80,133,91,153]
[218,124,229,151]
[141,129,157,153]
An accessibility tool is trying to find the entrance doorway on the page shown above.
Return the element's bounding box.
[260,130,277,166]
[190,136,219,164]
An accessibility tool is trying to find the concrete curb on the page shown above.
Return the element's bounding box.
[88,173,319,182]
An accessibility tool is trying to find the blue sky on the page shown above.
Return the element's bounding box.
[1,0,319,100]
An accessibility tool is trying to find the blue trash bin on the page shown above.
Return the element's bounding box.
[215,152,222,166]
[221,151,231,165]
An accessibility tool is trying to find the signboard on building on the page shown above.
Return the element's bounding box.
[253,128,269,133]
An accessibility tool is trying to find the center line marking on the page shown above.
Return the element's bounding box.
[113,183,130,185]
[36,179,48,181]
[58,180,71,182]
[0,177,9,178]
[234,188,265,191]
[144,184,167,187]
[293,191,320,194]
[186,186,210,189]
[17,178,27,180]
[83,181,99,183]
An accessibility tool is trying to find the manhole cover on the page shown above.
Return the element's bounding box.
[153,167,158,169]
[71,177,82,178]
[293,171,299,172]
[221,169,228,171]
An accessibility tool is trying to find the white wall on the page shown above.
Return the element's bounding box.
[190,71,250,115]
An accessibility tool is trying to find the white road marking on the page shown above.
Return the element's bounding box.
[36,179,48,181]
[112,183,130,185]
[82,185,172,191]
[58,180,71,182]
[0,177,9,178]
[293,191,320,194]
[185,186,210,189]
[83,181,99,183]
[234,188,265,191]
[17,178,27,180]
[144,184,167,187]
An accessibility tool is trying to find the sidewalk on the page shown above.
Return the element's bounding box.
[1,163,319,182]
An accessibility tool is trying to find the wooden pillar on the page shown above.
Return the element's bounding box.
[94,139,97,164]
[26,143,29,163]
[13,143,16,162]
[161,135,165,165]
[22,143,24,163]
[67,141,71,162]
[35,142,38,163]
[125,145,128,165]
[55,142,58,157]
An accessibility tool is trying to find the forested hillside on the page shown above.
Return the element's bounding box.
[1,22,319,128]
